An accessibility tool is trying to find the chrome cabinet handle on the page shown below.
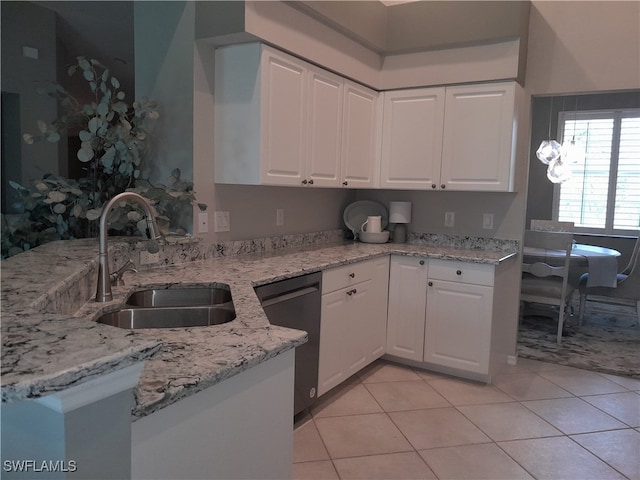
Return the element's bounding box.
[428,281,433,287]
[346,288,357,296]
[456,270,462,275]
[349,272,355,278]
[419,260,425,265]
[302,179,308,185]
[431,184,437,189]
[343,181,348,186]
[308,179,314,185]
[441,184,446,189]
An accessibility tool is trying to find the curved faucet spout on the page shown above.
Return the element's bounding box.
[96,192,162,302]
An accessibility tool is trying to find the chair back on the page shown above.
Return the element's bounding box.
[521,230,574,306]
[522,230,574,282]
[621,236,640,275]
[521,230,575,344]
[614,238,640,299]
[531,219,575,233]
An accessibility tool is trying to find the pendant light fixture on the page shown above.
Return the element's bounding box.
[536,96,561,165]
[560,96,585,164]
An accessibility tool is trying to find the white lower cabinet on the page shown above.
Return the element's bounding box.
[318,257,389,396]
[386,255,428,361]
[386,255,496,378]
[425,279,493,374]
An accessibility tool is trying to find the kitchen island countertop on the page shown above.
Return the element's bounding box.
[1,237,517,417]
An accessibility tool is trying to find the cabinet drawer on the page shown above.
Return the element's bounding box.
[428,259,494,286]
[322,260,375,294]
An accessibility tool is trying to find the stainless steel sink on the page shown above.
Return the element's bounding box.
[97,305,236,329]
[125,285,233,308]
[96,284,236,329]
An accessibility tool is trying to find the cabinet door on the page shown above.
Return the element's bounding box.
[341,81,380,188]
[318,283,370,396]
[261,48,307,186]
[441,82,516,191]
[306,67,343,187]
[424,279,493,374]
[318,287,350,396]
[386,255,428,362]
[364,257,390,362]
[380,88,445,189]
[343,280,373,379]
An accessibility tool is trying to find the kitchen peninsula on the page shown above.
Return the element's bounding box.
[1,233,517,479]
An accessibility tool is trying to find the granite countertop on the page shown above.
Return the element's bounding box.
[1,236,517,418]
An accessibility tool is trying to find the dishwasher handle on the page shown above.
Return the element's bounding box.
[259,285,320,308]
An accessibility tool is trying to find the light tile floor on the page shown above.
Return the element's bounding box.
[293,358,640,480]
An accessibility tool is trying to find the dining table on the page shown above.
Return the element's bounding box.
[522,243,621,288]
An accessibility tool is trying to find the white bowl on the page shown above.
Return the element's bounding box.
[359,230,390,244]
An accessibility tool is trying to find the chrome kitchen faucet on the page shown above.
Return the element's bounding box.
[95,192,162,302]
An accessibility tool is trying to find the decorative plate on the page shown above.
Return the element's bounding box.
[343,200,389,238]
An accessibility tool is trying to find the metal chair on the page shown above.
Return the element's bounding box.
[521,230,575,344]
[578,236,640,325]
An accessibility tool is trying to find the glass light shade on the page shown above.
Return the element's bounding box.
[561,138,585,164]
[536,140,562,165]
[546,157,572,183]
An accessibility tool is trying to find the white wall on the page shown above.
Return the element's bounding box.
[1,2,58,184]
[134,2,195,184]
[526,1,640,96]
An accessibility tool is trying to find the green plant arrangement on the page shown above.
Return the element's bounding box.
[2,56,204,259]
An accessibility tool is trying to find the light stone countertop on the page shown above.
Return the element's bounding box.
[1,236,517,418]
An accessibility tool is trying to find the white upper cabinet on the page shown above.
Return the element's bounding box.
[441,82,517,192]
[381,88,445,189]
[261,49,307,185]
[381,81,518,192]
[341,81,381,188]
[214,43,379,188]
[306,66,343,187]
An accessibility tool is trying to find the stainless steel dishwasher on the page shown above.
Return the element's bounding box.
[255,272,322,417]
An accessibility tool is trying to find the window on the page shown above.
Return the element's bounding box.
[553,109,640,235]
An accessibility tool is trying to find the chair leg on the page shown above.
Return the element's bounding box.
[578,293,587,325]
[556,303,565,345]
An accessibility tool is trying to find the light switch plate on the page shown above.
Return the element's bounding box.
[198,212,208,233]
[214,211,230,232]
[482,213,494,229]
[444,211,455,228]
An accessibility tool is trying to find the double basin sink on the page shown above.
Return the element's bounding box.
[97,284,236,329]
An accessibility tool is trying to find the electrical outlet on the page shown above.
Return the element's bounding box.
[140,250,160,265]
[444,211,455,228]
[276,208,284,226]
[198,212,208,233]
[214,211,230,232]
[482,213,494,230]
